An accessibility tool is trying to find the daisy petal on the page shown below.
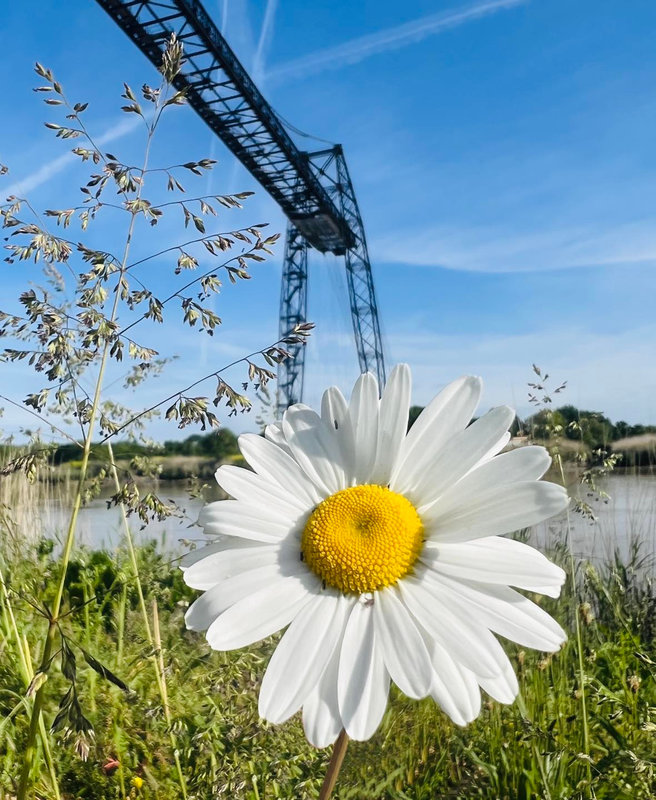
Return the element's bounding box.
[183,544,280,590]
[185,562,293,631]
[391,376,482,494]
[408,405,516,508]
[199,500,293,542]
[239,433,323,506]
[321,386,356,484]
[422,536,566,597]
[423,481,570,543]
[429,676,473,726]
[338,601,390,741]
[449,445,552,505]
[321,385,349,430]
[398,577,501,678]
[303,640,343,748]
[180,538,249,569]
[419,567,528,667]
[426,636,481,725]
[259,593,351,724]
[370,364,411,486]
[348,373,379,484]
[464,431,512,478]
[264,422,292,456]
[215,464,310,516]
[283,405,346,495]
[374,586,433,699]
[432,574,567,652]
[206,571,319,650]
[478,658,519,704]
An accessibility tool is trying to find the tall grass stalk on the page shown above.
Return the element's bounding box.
[2,37,306,796]
[16,102,158,800]
[0,564,61,799]
[108,439,188,798]
[554,451,592,792]
[152,596,187,798]
[526,367,593,794]
[515,693,553,800]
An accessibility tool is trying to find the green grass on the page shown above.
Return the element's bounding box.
[1,532,655,799]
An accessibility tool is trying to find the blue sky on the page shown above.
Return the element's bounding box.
[1,0,655,441]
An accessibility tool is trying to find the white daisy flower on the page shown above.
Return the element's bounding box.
[183,366,569,747]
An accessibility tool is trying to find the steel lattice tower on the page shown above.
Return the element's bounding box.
[95,0,386,416]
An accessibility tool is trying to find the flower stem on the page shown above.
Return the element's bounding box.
[152,597,188,798]
[319,730,349,800]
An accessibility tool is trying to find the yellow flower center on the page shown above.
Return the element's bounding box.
[301,485,424,594]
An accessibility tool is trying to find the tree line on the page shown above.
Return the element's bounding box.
[47,404,654,467]
[409,404,654,450]
[51,428,240,465]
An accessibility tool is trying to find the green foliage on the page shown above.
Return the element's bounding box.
[50,428,240,465]
[525,405,656,449]
[161,429,239,459]
[1,535,654,799]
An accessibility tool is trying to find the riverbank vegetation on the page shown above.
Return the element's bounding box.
[2,401,655,487]
[1,518,654,798]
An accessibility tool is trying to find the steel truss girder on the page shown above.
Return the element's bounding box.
[277,224,308,415]
[308,146,386,390]
[96,0,386,414]
[95,0,353,254]
[276,147,385,415]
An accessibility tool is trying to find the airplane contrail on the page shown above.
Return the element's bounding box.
[267,0,527,83]
[3,115,141,198]
[252,0,279,84]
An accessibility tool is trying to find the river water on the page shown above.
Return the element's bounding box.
[38,473,656,570]
[534,472,656,569]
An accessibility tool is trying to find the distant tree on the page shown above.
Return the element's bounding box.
[51,428,239,464]
[556,405,580,433]
[196,429,239,459]
[560,408,614,448]
[614,420,630,440]
[528,409,566,440]
[508,417,522,436]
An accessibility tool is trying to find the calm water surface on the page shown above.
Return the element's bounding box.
[534,473,656,568]
[39,474,656,568]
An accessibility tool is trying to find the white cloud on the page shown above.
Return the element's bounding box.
[3,116,142,199]
[297,323,656,427]
[4,319,654,441]
[391,325,656,423]
[371,218,656,273]
[267,0,527,84]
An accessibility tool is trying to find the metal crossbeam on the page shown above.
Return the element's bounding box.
[96,0,386,415]
[95,0,352,254]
